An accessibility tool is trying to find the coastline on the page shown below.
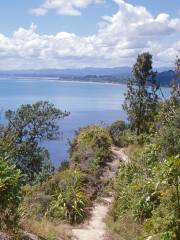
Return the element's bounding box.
[0,76,171,88]
[0,76,125,86]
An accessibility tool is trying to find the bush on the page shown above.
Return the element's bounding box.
[70,125,112,174]
[20,169,88,225]
[158,125,180,157]
[47,170,88,224]
[58,160,69,172]
[157,106,180,157]
[110,141,180,239]
[0,157,21,230]
[108,60,180,240]
[109,122,151,147]
[109,120,126,146]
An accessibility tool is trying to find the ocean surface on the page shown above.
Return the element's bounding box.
[0,79,170,166]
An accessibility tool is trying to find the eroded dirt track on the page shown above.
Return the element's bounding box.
[72,146,129,240]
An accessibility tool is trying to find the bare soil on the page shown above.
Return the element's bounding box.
[72,146,129,240]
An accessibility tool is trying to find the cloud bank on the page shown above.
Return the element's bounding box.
[0,0,179,69]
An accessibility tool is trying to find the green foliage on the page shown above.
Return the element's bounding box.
[109,79,179,239]
[47,170,88,224]
[112,144,160,223]
[0,101,69,183]
[109,121,152,147]
[162,156,180,218]
[70,125,112,174]
[157,107,180,157]
[111,89,180,238]
[0,157,21,230]
[109,120,127,146]
[140,155,180,239]
[58,160,69,172]
[123,52,159,135]
[20,169,88,225]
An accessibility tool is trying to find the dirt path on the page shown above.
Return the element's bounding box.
[72,146,129,240]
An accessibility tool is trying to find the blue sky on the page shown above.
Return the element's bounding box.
[1,1,116,36]
[0,0,179,69]
[0,0,179,36]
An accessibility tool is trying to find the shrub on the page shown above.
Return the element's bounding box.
[0,157,21,230]
[158,125,180,157]
[157,107,180,157]
[47,170,88,224]
[70,125,112,174]
[58,160,69,172]
[20,169,88,225]
[109,120,126,146]
[110,141,180,239]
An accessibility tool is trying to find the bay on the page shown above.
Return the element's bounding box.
[0,79,170,166]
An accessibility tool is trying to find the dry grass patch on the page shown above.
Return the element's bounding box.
[106,213,142,240]
[21,219,72,240]
[123,144,141,160]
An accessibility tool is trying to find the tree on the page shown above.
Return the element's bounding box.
[123,52,159,135]
[0,101,69,183]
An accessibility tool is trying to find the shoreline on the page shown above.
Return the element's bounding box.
[0,76,125,86]
[0,76,171,88]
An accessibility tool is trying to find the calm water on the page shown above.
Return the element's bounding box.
[0,79,170,166]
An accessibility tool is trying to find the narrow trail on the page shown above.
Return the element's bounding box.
[72,146,129,240]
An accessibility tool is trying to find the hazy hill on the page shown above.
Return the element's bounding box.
[157,70,176,86]
[0,67,177,86]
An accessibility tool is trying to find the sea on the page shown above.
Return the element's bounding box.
[0,79,170,166]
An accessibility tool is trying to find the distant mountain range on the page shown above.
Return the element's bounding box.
[0,67,173,76]
[0,67,177,87]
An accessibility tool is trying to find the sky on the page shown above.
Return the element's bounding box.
[0,0,179,69]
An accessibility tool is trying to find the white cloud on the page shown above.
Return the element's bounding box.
[30,8,47,16]
[31,0,104,16]
[0,0,180,69]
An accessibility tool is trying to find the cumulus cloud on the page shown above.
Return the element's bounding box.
[31,0,104,16]
[0,0,180,69]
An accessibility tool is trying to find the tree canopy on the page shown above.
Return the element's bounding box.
[0,101,69,183]
[123,52,159,135]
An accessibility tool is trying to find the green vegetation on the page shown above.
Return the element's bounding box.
[109,120,127,146]
[0,157,21,231]
[123,52,159,135]
[0,101,70,238]
[70,125,112,174]
[17,124,112,239]
[69,125,112,201]
[20,169,88,225]
[0,53,179,240]
[0,101,69,183]
[108,53,180,240]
